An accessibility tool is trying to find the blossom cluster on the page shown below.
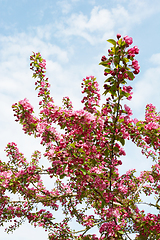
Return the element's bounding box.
[0,34,160,240]
[81,76,101,113]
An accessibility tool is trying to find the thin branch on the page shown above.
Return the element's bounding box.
[132,179,146,198]
[31,181,77,202]
[137,201,160,210]
[124,230,132,240]
[109,82,121,191]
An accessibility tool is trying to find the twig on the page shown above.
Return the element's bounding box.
[132,179,146,198]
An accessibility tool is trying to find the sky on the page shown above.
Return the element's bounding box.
[0,0,160,239]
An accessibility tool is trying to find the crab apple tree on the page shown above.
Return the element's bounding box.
[0,34,160,240]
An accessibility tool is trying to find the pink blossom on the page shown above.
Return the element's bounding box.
[124,104,132,116]
[123,35,133,45]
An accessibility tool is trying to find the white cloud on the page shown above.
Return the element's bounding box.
[128,0,160,15]
[54,1,160,45]
[0,33,69,62]
[150,53,160,65]
[57,0,72,14]
[35,25,52,41]
[0,222,48,240]
[87,7,114,32]
[55,6,115,44]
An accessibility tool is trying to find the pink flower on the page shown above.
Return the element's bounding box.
[118,73,123,80]
[41,81,45,87]
[123,35,133,45]
[128,46,139,56]
[133,46,139,54]
[124,104,132,116]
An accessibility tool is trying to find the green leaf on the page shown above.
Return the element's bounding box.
[118,230,124,234]
[78,148,84,153]
[110,85,117,97]
[113,55,120,66]
[63,164,67,172]
[119,138,125,146]
[118,38,122,45]
[104,149,108,156]
[127,71,134,80]
[102,90,108,96]
[104,68,111,73]
[111,46,116,54]
[81,168,87,175]
[60,174,66,179]
[121,41,126,47]
[99,62,110,67]
[114,146,119,152]
[107,39,117,46]
[70,143,75,148]
[104,76,114,83]
[120,91,130,98]
[101,199,105,208]
[122,57,129,63]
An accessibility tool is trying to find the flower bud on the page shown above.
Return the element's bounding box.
[104,72,108,76]
[117,33,121,39]
[101,55,107,61]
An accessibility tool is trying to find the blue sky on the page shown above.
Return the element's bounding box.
[0,0,160,239]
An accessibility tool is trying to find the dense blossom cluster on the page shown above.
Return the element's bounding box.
[0,35,160,239]
[81,76,101,113]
